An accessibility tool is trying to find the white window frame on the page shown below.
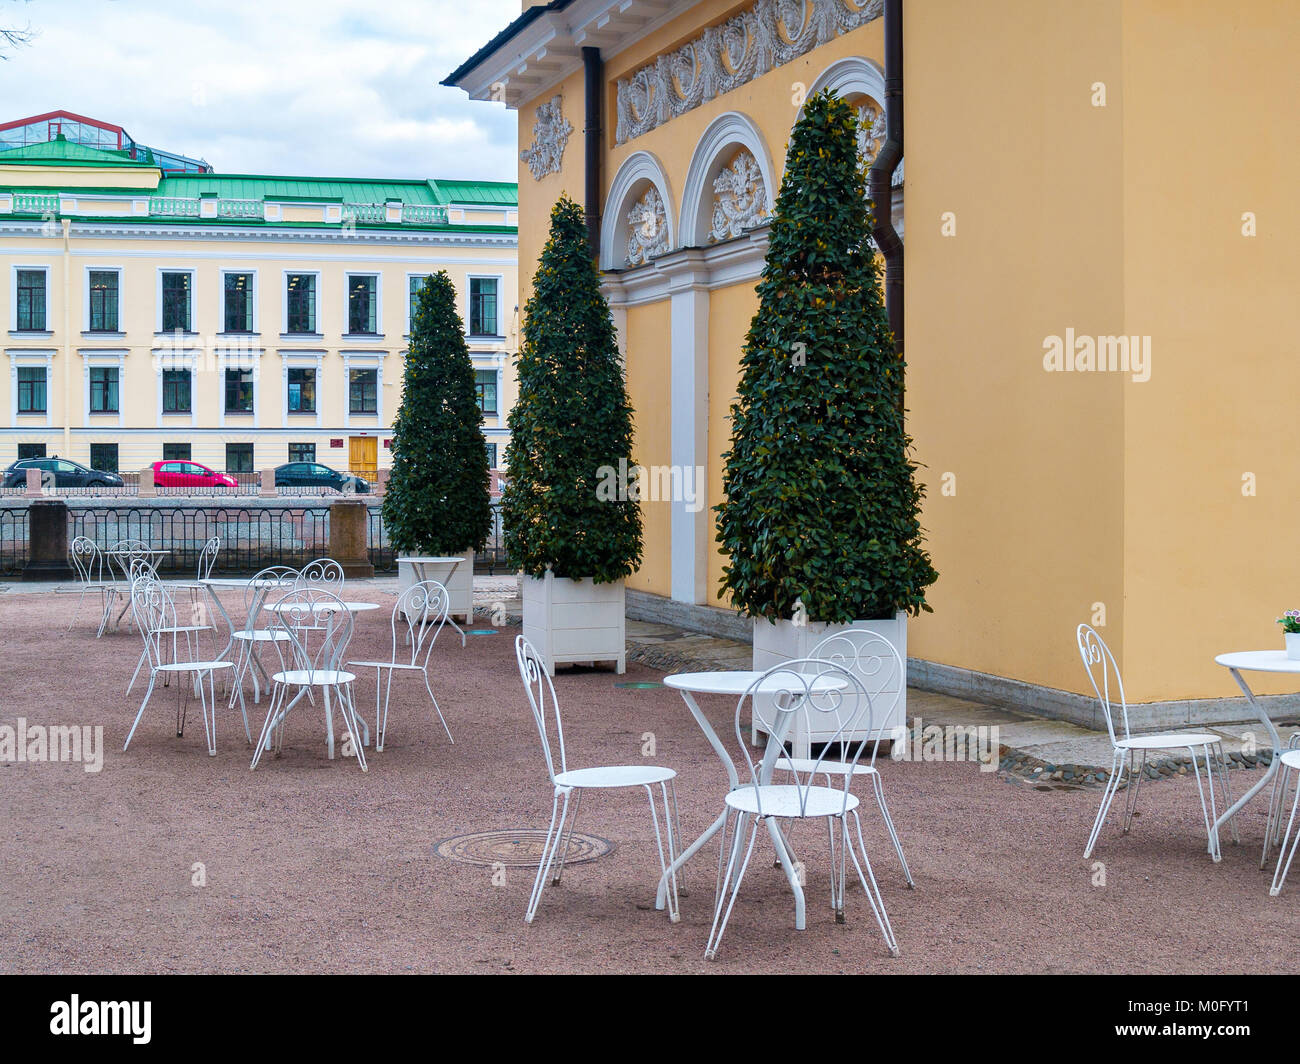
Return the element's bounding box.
[219,267,259,335]
[341,350,387,429]
[405,271,433,335]
[8,349,54,427]
[280,349,325,428]
[217,345,263,428]
[466,273,504,339]
[344,272,383,337]
[282,269,321,337]
[153,347,198,429]
[80,350,126,427]
[83,265,124,334]
[11,265,52,334]
[156,267,197,334]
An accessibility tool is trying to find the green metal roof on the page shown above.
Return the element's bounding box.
[155,173,443,204]
[430,179,518,207]
[0,136,156,169]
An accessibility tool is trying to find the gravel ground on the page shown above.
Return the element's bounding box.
[1,587,1297,974]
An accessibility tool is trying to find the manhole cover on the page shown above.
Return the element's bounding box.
[467,629,498,635]
[434,829,615,868]
[615,682,662,689]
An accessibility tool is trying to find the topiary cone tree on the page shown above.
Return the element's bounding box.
[502,194,642,583]
[715,90,937,624]
[382,270,492,557]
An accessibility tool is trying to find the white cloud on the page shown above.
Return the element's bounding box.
[0,0,520,180]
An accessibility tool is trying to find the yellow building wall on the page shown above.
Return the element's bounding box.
[623,299,671,596]
[1119,0,1300,700]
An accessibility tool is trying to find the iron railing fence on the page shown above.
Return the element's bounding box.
[0,471,379,499]
[0,501,508,577]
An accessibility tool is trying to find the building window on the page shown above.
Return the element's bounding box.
[408,275,428,331]
[225,443,254,473]
[224,368,255,413]
[286,274,316,334]
[88,271,119,332]
[475,369,498,415]
[89,366,119,413]
[89,443,118,473]
[162,442,191,461]
[485,442,498,468]
[288,442,316,463]
[16,270,47,331]
[469,277,498,336]
[16,366,46,413]
[17,443,46,460]
[348,275,378,334]
[161,271,192,332]
[162,369,192,413]
[224,272,254,333]
[348,368,377,414]
[287,367,316,413]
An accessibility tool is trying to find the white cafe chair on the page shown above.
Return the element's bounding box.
[705,660,899,960]
[515,635,680,924]
[348,580,456,751]
[1077,623,1237,860]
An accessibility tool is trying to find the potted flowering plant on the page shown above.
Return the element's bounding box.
[1279,611,1300,659]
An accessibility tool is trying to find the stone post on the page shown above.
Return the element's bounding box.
[24,467,44,498]
[138,465,157,498]
[259,468,277,498]
[23,499,75,581]
[375,468,389,497]
[328,498,374,579]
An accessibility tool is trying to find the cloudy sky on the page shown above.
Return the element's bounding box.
[0,0,520,181]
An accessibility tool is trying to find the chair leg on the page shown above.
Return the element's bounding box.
[423,670,454,744]
[871,773,914,888]
[198,670,216,757]
[1270,778,1300,896]
[334,684,367,772]
[127,646,147,695]
[550,787,583,886]
[1188,745,1218,861]
[1084,749,1125,859]
[705,810,757,961]
[1123,750,1146,833]
[526,789,570,924]
[826,815,840,914]
[653,782,681,917]
[846,810,900,956]
[1264,756,1292,868]
[250,683,284,770]
[1214,743,1239,845]
[373,666,385,751]
[668,778,686,899]
[66,586,87,633]
[123,674,156,752]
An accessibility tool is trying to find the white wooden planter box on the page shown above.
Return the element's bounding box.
[522,572,626,676]
[752,613,907,757]
[397,550,474,624]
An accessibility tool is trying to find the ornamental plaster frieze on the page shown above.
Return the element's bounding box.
[615,0,884,145]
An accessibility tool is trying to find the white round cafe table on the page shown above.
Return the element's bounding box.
[264,600,380,614]
[1213,651,1300,868]
[655,669,849,924]
[402,556,467,641]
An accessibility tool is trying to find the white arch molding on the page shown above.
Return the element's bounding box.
[802,55,903,188]
[601,150,675,271]
[678,111,776,248]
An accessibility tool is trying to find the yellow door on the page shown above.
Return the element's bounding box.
[349,436,377,482]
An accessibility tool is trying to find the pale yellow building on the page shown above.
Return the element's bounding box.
[449,1,1300,721]
[0,112,519,481]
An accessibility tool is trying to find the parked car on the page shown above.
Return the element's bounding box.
[3,457,124,489]
[274,462,370,494]
[151,460,238,489]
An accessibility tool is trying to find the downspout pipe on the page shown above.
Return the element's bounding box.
[582,46,602,257]
[869,0,903,358]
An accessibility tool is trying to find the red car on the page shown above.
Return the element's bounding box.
[151,460,237,489]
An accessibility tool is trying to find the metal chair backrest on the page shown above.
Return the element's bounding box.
[392,581,450,669]
[195,536,220,581]
[130,576,178,673]
[734,659,874,819]
[268,587,354,679]
[296,557,344,593]
[515,635,566,784]
[127,555,159,585]
[1076,623,1128,745]
[243,566,298,629]
[109,539,152,583]
[70,536,108,585]
[808,627,904,767]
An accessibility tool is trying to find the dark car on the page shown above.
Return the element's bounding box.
[3,457,124,489]
[274,462,370,494]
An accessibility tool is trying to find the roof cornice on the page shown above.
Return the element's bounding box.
[0,218,517,247]
[443,0,693,109]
